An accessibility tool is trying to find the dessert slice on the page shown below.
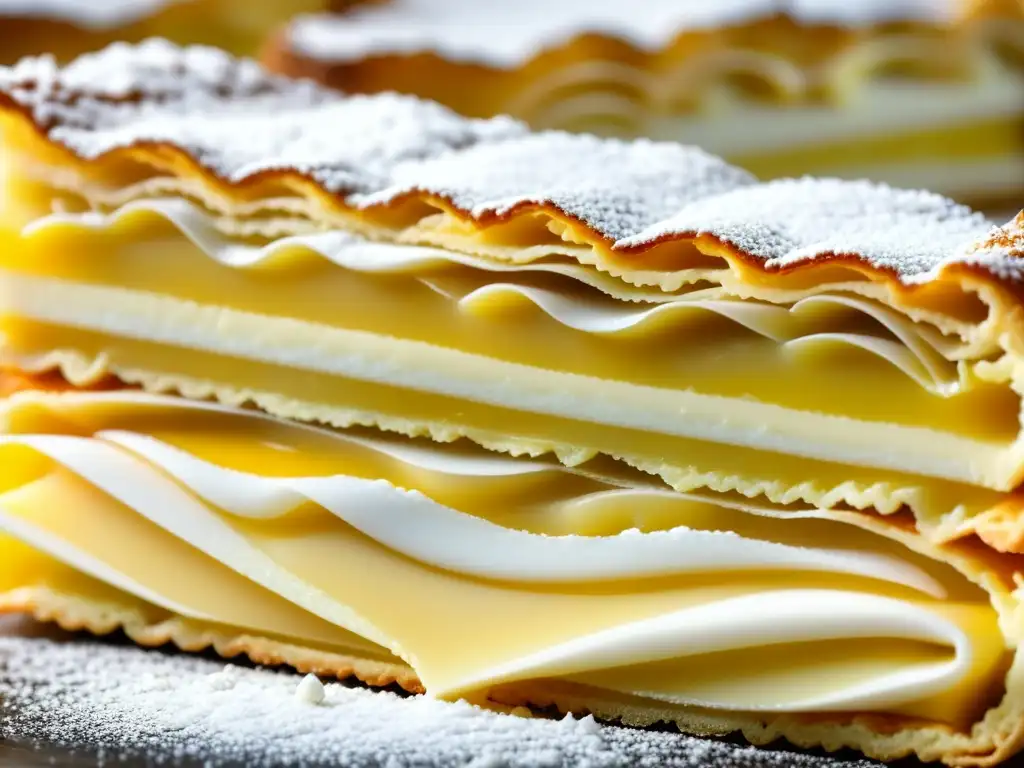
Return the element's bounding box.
[1,42,1023,556]
[0,374,1020,766]
[2,41,1024,766]
[0,0,330,64]
[263,0,1024,208]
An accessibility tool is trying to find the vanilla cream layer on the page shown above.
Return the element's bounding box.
[0,201,1020,497]
[0,390,1008,724]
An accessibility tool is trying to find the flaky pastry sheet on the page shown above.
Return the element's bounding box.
[0,379,1023,765]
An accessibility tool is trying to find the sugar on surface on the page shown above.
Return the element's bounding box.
[294,672,326,705]
[0,635,878,768]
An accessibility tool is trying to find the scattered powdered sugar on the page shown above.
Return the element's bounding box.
[0,39,332,123]
[286,0,958,68]
[0,634,879,768]
[0,41,1010,287]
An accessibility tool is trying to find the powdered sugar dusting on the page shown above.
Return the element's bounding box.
[0,40,528,195]
[0,634,877,768]
[622,178,993,282]
[365,132,754,241]
[0,41,1010,287]
[286,0,957,68]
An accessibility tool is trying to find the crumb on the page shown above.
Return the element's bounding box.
[294,673,325,705]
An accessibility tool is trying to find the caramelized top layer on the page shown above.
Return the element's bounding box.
[0,40,1018,294]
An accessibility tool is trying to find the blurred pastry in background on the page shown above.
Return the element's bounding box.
[0,0,332,63]
[263,0,1024,209]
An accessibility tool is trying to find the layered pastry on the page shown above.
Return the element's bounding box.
[263,0,1024,208]
[2,40,1024,765]
[0,0,331,64]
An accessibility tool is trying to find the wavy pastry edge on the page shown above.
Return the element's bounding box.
[0,584,423,691]
[3,584,1023,767]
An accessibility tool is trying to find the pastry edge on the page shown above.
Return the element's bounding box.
[2,585,1022,767]
[0,585,424,693]
[3,368,1024,765]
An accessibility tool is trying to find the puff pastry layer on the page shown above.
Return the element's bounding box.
[1,43,1023,546]
[0,383,1021,766]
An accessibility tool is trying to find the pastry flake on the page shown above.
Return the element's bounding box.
[0,43,1021,507]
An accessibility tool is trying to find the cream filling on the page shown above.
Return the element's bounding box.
[1,200,1018,492]
[0,390,1006,721]
[22,198,963,394]
[0,275,1007,486]
[97,428,942,592]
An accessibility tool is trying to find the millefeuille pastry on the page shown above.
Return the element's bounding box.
[1,40,1024,765]
[0,0,331,64]
[263,0,1024,209]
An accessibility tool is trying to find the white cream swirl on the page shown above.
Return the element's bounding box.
[95,428,944,592]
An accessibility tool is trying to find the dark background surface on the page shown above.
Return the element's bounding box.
[0,725,893,768]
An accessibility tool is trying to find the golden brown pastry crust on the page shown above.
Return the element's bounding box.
[0,368,121,397]
[0,18,129,67]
